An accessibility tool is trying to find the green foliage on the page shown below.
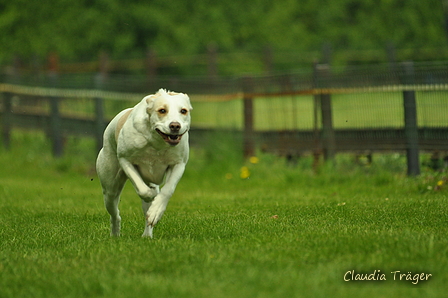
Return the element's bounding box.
[1,132,448,297]
[0,0,446,64]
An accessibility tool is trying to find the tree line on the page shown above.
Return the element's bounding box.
[0,0,447,72]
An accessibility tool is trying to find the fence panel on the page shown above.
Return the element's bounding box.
[2,61,448,176]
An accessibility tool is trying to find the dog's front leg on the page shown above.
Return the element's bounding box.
[118,157,158,202]
[144,163,186,236]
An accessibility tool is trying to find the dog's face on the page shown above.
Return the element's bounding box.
[145,89,192,146]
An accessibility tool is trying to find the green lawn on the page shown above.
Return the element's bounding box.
[1,132,448,298]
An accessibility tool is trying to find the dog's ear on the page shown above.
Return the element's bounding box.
[185,95,193,111]
[144,94,156,113]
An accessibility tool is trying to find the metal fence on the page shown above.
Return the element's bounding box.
[1,61,448,175]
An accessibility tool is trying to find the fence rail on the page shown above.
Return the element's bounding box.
[2,62,448,175]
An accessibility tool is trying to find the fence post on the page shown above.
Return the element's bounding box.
[94,51,109,153]
[146,48,157,89]
[47,52,59,83]
[386,42,397,68]
[263,46,273,75]
[94,97,105,153]
[8,55,22,84]
[47,53,63,157]
[321,42,332,65]
[50,96,63,157]
[2,93,12,149]
[312,62,321,170]
[243,76,255,158]
[207,43,218,81]
[402,61,420,176]
[315,64,335,161]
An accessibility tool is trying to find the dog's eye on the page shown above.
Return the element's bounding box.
[180,109,188,115]
[158,109,167,114]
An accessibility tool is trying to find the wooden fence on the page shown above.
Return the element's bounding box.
[2,83,448,176]
[1,62,448,176]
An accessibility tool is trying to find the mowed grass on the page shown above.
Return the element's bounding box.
[1,132,448,298]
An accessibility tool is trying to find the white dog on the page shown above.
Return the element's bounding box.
[96,89,192,238]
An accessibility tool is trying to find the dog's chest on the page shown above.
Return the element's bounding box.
[135,160,167,185]
[130,148,181,185]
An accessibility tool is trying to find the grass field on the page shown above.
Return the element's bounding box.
[1,131,448,298]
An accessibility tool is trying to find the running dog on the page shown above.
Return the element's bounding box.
[96,89,192,238]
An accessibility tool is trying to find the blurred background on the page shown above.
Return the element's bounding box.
[1,0,448,174]
[1,0,448,78]
[0,0,447,76]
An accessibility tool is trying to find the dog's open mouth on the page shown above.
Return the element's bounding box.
[156,129,184,146]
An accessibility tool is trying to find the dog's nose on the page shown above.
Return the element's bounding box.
[169,122,181,132]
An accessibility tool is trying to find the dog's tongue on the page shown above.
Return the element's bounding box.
[166,134,181,145]
[156,129,183,146]
[167,139,180,145]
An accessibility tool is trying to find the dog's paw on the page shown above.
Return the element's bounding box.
[110,215,121,237]
[142,225,154,238]
[138,186,158,203]
[145,197,167,227]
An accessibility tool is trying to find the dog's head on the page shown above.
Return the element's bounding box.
[144,89,192,146]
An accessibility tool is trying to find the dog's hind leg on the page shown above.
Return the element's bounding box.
[103,180,126,237]
[97,150,127,236]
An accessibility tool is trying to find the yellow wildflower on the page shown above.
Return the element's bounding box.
[249,156,259,164]
[240,166,250,179]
